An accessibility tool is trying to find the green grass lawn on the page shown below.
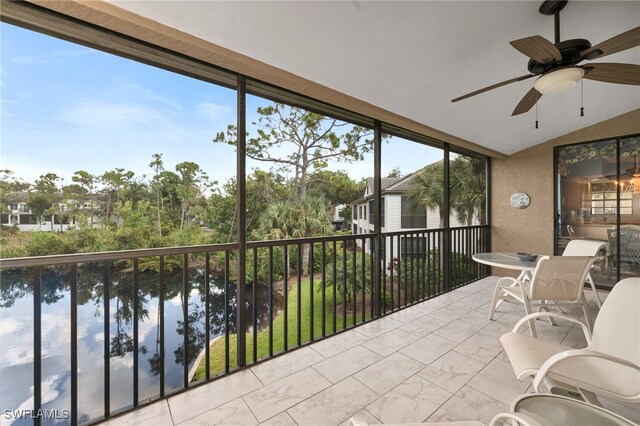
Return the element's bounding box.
[192,279,370,381]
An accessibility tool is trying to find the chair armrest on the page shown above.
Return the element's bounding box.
[489,412,542,426]
[532,349,640,392]
[512,312,591,342]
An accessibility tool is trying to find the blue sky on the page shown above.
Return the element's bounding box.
[1,22,442,188]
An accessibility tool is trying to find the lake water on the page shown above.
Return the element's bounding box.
[0,263,276,425]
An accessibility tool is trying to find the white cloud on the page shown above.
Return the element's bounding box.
[196,101,232,120]
[58,101,167,130]
[11,56,34,64]
[126,83,183,111]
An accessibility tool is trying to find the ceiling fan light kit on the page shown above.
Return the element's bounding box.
[533,67,584,94]
[451,0,640,117]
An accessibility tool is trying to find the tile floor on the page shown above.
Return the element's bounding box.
[104,276,640,425]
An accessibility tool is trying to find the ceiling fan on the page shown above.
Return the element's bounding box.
[451,0,640,116]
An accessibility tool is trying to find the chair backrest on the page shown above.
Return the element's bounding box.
[562,239,606,256]
[529,256,594,301]
[590,278,640,364]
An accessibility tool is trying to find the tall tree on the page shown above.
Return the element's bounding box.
[175,161,210,233]
[149,154,165,237]
[450,157,487,225]
[100,168,135,225]
[214,103,374,200]
[0,170,30,215]
[27,173,62,230]
[71,170,97,225]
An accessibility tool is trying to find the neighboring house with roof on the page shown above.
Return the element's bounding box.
[2,191,99,232]
[351,172,478,263]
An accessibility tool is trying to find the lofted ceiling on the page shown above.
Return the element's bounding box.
[110,0,640,155]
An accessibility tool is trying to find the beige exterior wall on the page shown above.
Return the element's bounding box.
[490,108,640,276]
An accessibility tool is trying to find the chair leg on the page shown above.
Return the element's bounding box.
[581,294,593,336]
[586,273,602,309]
[488,281,504,320]
[523,298,537,338]
[539,302,556,326]
[579,389,602,407]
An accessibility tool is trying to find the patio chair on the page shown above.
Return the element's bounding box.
[562,239,607,308]
[500,277,640,406]
[488,256,595,337]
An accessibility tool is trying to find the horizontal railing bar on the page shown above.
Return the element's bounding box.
[0,232,385,268]
[0,243,239,268]
[245,233,373,248]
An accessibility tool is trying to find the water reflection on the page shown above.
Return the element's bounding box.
[0,262,274,425]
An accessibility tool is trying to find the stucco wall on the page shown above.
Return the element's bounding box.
[490,109,640,276]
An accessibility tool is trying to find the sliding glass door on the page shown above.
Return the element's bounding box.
[555,135,640,288]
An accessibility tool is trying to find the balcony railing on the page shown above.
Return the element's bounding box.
[0,225,489,425]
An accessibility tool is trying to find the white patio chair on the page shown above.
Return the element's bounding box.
[500,278,640,406]
[562,239,607,308]
[488,256,595,337]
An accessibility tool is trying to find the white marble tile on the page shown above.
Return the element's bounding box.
[429,302,476,323]
[427,385,509,425]
[361,328,419,356]
[399,314,449,337]
[453,331,503,364]
[355,316,405,338]
[400,333,458,365]
[339,409,381,426]
[258,412,298,426]
[243,368,331,422]
[366,375,451,424]
[313,345,382,384]
[251,347,324,385]
[418,350,486,394]
[433,319,484,343]
[354,352,425,395]
[180,397,258,426]
[467,358,531,406]
[480,317,521,339]
[169,369,262,424]
[103,400,173,426]
[458,306,500,326]
[386,305,430,323]
[309,329,370,358]
[287,377,378,426]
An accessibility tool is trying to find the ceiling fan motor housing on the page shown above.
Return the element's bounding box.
[527,38,592,74]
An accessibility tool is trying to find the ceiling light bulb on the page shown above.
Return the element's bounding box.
[534,67,585,94]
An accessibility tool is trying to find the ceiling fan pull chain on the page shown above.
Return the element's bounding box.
[580,79,584,117]
[535,103,539,129]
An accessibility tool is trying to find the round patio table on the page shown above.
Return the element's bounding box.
[472,252,543,312]
[472,252,540,275]
[511,393,636,426]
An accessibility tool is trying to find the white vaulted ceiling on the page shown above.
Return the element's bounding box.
[110,1,640,155]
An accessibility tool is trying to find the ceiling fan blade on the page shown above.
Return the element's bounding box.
[512,88,542,116]
[581,26,640,60]
[510,35,562,63]
[583,63,640,85]
[451,74,534,103]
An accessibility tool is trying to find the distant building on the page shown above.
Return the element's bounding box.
[1,192,99,232]
[350,173,478,263]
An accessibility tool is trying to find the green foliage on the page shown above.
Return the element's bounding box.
[325,247,373,304]
[26,232,75,257]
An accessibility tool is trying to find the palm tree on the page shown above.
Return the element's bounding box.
[408,161,445,228]
[256,196,333,275]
